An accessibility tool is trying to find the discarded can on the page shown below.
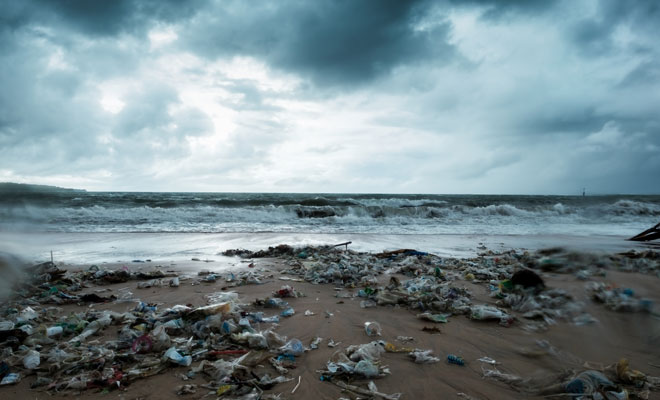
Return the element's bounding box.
[447,354,465,366]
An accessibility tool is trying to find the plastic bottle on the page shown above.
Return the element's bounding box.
[447,354,465,366]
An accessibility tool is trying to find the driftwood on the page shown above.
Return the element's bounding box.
[629,222,660,242]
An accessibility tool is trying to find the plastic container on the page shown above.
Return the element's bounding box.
[364,321,382,337]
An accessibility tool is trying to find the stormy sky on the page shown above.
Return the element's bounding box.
[1,0,659,194]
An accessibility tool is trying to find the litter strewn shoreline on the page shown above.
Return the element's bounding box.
[1,244,659,399]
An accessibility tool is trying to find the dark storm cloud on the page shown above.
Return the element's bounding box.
[1,0,659,193]
[182,0,454,86]
[8,0,202,37]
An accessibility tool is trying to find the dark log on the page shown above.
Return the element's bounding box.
[629,222,660,241]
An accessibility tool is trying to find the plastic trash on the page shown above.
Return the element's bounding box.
[46,326,63,337]
[189,302,233,317]
[164,347,192,366]
[281,307,295,317]
[360,300,377,308]
[477,356,499,365]
[409,350,440,364]
[348,341,385,362]
[0,373,20,385]
[304,310,315,316]
[266,298,289,308]
[565,370,616,395]
[0,321,14,331]
[447,354,465,366]
[364,321,382,337]
[207,291,239,304]
[279,338,304,356]
[150,324,172,351]
[128,332,151,352]
[416,312,448,323]
[169,277,180,287]
[18,307,38,322]
[469,305,513,326]
[354,359,380,377]
[264,330,287,348]
[221,320,239,335]
[310,337,323,349]
[260,315,280,323]
[23,349,40,369]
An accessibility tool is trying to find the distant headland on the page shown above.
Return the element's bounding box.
[0,182,85,193]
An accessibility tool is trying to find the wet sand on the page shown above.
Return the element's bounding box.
[2,249,660,400]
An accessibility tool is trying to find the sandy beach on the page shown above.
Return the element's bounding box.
[1,241,659,400]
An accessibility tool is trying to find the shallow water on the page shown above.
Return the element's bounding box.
[0,231,649,265]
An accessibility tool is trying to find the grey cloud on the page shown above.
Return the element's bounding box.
[618,61,660,88]
[449,0,559,19]
[25,0,202,37]
[569,0,660,56]
[182,0,454,87]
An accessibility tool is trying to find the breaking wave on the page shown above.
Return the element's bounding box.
[0,192,659,236]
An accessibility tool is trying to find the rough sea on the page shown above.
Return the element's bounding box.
[2,190,659,237]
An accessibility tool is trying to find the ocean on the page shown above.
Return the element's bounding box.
[1,189,659,263]
[1,191,659,236]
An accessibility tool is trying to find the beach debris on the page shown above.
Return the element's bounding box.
[364,321,382,336]
[0,373,20,386]
[586,282,653,313]
[304,309,315,316]
[3,243,659,398]
[175,384,197,395]
[447,354,465,366]
[310,337,323,349]
[510,269,545,290]
[416,312,448,323]
[409,350,440,364]
[478,356,499,365]
[469,305,513,326]
[629,221,660,242]
[291,375,302,394]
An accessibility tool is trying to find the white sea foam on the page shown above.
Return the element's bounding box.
[0,193,658,237]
